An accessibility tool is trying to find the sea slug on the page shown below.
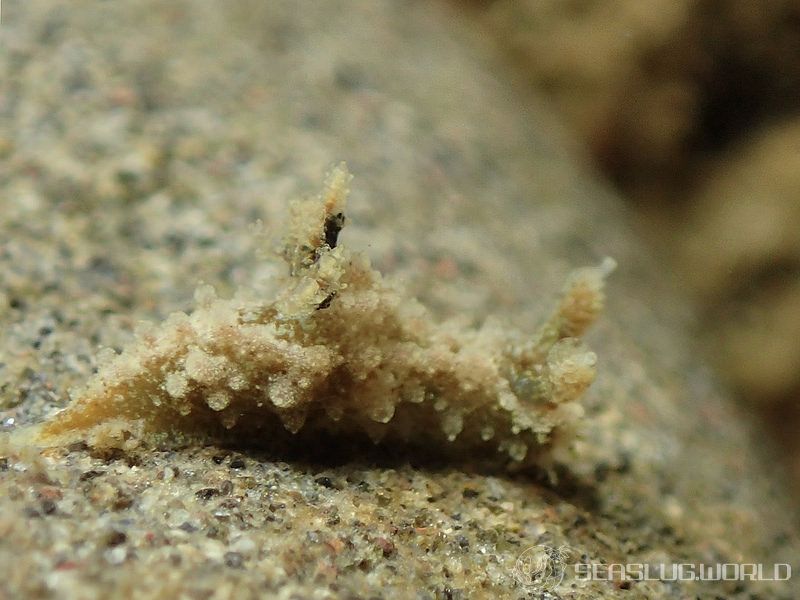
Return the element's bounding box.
[23,164,613,468]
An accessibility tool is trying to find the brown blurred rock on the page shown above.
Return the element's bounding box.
[469,0,800,200]
[679,118,800,400]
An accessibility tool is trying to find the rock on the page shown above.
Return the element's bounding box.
[0,1,797,598]
[469,0,800,200]
[680,118,800,401]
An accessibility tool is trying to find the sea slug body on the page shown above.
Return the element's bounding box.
[23,164,613,469]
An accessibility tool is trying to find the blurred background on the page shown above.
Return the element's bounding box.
[460,0,800,496]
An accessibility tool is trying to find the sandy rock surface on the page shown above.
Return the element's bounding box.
[1,1,798,598]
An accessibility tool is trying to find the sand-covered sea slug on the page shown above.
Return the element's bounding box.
[18,164,614,469]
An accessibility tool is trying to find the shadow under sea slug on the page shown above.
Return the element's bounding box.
[21,164,614,469]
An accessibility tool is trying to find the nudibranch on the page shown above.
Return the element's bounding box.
[22,164,614,468]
